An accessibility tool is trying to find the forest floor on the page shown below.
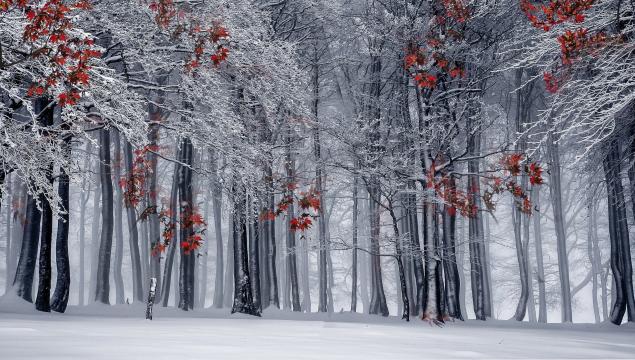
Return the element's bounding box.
[1,297,634,359]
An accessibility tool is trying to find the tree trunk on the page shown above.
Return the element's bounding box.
[368,184,389,316]
[223,213,235,308]
[249,197,262,312]
[231,184,260,316]
[547,133,573,323]
[89,154,101,303]
[211,152,224,308]
[587,197,601,323]
[351,169,359,312]
[198,188,211,308]
[124,140,144,302]
[604,141,635,324]
[388,204,410,321]
[265,164,279,308]
[147,125,162,300]
[178,138,195,310]
[50,138,72,313]
[532,186,547,323]
[442,188,463,320]
[285,125,301,312]
[13,193,41,302]
[512,195,530,321]
[4,174,12,295]
[161,160,179,307]
[78,142,91,306]
[111,130,125,305]
[7,179,26,298]
[35,173,54,312]
[95,128,114,304]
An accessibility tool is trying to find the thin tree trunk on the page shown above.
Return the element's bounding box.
[95,129,114,304]
[388,204,410,321]
[124,141,143,302]
[249,197,261,312]
[442,186,463,320]
[587,197,601,323]
[604,141,635,324]
[512,199,530,321]
[50,138,72,313]
[147,125,162,301]
[351,169,359,312]
[265,164,279,308]
[78,142,91,306]
[211,152,224,308]
[285,125,301,312]
[198,188,211,308]
[161,160,179,307]
[547,134,573,323]
[368,184,389,316]
[13,193,41,302]
[223,213,234,308]
[4,174,12,295]
[532,186,547,323]
[7,179,26,298]
[89,151,101,303]
[111,130,125,305]
[35,172,54,312]
[178,138,195,310]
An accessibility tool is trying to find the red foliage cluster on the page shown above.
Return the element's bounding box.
[185,24,230,72]
[427,167,478,217]
[404,0,470,90]
[146,1,230,72]
[426,153,544,217]
[152,205,207,256]
[148,0,175,28]
[442,0,471,23]
[520,0,611,93]
[558,28,607,65]
[520,0,594,31]
[262,183,321,233]
[543,72,559,93]
[179,206,206,254]
[482,153,544,214]
[1,0,101,106]
[118,144,158,208]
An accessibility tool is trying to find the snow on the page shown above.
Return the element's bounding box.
[1,298,634,359]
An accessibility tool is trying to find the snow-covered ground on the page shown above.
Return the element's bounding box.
[1,299,634,359]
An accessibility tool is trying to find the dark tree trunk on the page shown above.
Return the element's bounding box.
[388,204,410,321]
[161,160,179,307]
[249,198,262,312]
[351,169,359,312]
[13,194,41,302]
[51,138,72,313]
[147,124,162,300]
[35,187,53,312]
[285,125,301,312]
[95,128,114,304]
[604,141,635,324]
[210,151,225,308]
[178,138,195,311]
[266,164,279,308]
[111,130,125,305]
[231,184,260,316]
[465,117,491,320]
[442,190,463,320]
[124,141,144,302]
[34,97,55,312]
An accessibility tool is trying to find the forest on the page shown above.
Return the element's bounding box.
[0,0,634,358]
